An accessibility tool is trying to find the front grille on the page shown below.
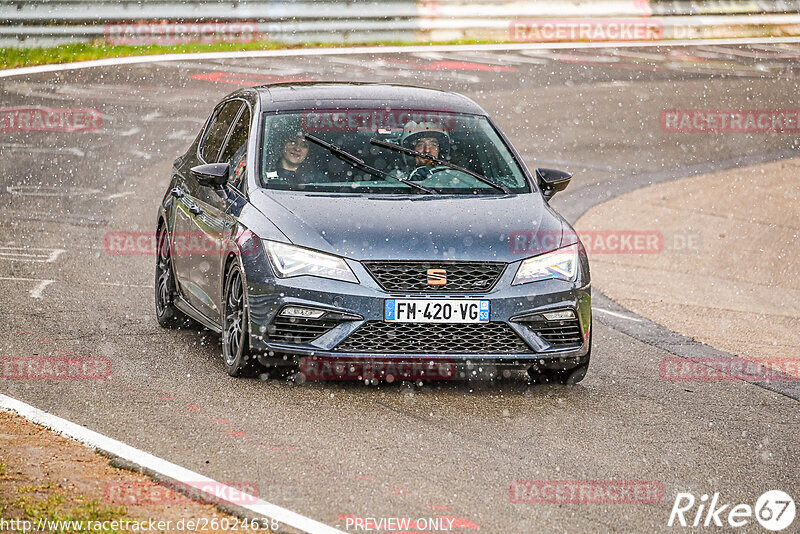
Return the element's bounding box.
[523,319,583,347]
[267,316,343,344]
[362,261,505,293]
[335,321,533,353]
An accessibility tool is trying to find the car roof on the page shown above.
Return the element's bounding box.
[246,82,486,114]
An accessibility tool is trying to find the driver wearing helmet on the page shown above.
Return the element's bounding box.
[400,121,451,181]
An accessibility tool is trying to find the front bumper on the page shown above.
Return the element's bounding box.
[243,252,591,367]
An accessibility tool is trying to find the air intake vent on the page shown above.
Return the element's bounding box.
[362,261,505,293]
[514,315,583,348]
[335,321,533,353]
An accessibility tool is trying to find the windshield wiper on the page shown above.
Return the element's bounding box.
[303,134,438,195]
[369,138,512,194]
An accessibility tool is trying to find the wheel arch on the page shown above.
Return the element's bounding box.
[220,251,249,325]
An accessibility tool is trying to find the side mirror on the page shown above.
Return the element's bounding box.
[190,163,229,187]
[535,168,572,200]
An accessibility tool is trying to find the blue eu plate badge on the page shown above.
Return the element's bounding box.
[479,300,489,321]
[385,299,396,321]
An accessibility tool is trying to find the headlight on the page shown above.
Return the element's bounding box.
[513,244,579,285]
[265,241,358,284]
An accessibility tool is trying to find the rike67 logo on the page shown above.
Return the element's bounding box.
[669,490,795,531]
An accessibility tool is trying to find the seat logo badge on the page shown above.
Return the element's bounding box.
[427,268,447,285]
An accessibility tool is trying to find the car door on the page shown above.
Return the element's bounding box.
[171,99,243,320]
[193,102,252,319]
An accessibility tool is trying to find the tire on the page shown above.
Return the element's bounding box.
[528,338,591,385]
[155,226,192,329]
[221,261,262,377]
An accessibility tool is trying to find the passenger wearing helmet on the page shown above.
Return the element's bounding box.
[400,121,451,181]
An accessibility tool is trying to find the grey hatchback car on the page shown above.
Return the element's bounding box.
[155,82,591,384]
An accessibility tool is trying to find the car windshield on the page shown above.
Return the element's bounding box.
[258,109,531,194]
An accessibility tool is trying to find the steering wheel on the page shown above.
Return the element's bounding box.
[408,165,448,182]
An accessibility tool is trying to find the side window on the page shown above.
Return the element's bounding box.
[220,106,250,191]
[199,101,243,163]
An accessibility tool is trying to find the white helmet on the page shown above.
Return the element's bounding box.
[401,121,450,157]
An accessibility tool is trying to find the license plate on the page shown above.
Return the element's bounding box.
[384,299,489,323]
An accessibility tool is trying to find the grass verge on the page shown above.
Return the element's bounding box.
[0,39,504,70]
[0,411,273,533]
[2,483,130,533]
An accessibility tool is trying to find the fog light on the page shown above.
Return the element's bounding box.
[279,306,326,319]
[543,310,576,321]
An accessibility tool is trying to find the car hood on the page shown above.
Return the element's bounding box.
[249,190,571,262]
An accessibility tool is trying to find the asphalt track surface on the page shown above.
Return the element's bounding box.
[1,43,799,533]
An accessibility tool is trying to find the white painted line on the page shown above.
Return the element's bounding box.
[167,129,195,141]
[98,281,153,288]
[1,36,800,79]
[3,210,107,227]
[594,307,643,322]
[0,276,55,299]
[0,394,347,534]
[104,191,135,200]
[30,279,54,299]
[141,111,162,122]
[130,149,152,160]
[0,144,85,157]
[0,246,65,263]
[6,185,98,197]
